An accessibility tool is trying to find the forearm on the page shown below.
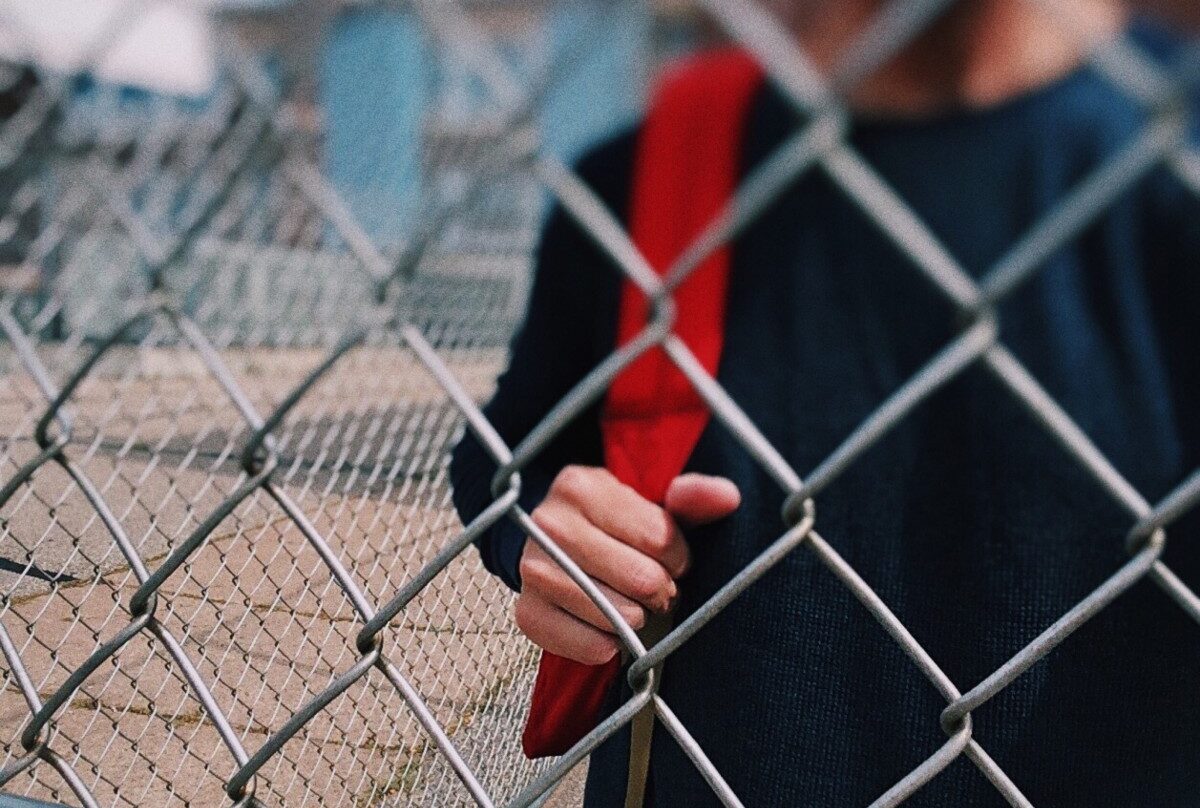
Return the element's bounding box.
[450,430,556,591]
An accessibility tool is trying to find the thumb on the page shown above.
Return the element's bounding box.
[664,474,741,528]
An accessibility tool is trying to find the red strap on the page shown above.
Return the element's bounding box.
[522,49,763,760]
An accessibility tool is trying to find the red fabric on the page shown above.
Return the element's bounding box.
[522,49,765,759]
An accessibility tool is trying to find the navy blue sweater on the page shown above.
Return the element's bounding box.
[451,24,1200,807]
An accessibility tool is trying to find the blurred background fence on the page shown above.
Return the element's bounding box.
[1,1,1199,808]
[0,1,662,805]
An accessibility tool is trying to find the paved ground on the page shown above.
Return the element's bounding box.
[0,344,578,807]
[543,765,586,808]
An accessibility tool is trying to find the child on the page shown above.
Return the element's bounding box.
[453,1,1200,804]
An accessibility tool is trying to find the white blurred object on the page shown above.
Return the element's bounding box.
[0,0,217,96]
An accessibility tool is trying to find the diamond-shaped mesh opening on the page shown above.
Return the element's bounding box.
[255,331,542,802]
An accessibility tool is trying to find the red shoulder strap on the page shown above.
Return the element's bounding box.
[605,46,764,502]
[522,49,764,759]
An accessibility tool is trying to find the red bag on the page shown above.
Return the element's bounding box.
[522,49,765,759]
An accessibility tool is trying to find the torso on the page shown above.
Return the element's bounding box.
[585,23,1200,807]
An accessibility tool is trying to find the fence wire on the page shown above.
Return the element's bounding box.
[1,1,1198,807]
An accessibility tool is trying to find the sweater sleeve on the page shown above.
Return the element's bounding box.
[449,131,636,591]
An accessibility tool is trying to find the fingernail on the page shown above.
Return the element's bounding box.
[664,580,679,612]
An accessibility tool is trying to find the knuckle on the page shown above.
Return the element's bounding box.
[621,604,647,631]
[641,510,675,555]
[552,465,592,500]
[517,552,545,588]
[530,503,564,539]
[627,563,670,603]
[595,467,618,486]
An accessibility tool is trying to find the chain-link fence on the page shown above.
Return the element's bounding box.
[1,1,1199,807]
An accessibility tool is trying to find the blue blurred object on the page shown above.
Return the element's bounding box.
[540,1,646,165]
[0,794,68,808]
[319,1,647,249]
[321,4,429,248]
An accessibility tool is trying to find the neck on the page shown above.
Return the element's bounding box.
[789,0,1127,117]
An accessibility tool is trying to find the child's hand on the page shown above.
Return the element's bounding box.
[514,468,741,664]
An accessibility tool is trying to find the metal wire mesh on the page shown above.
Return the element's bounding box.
[1,1,1198,807]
